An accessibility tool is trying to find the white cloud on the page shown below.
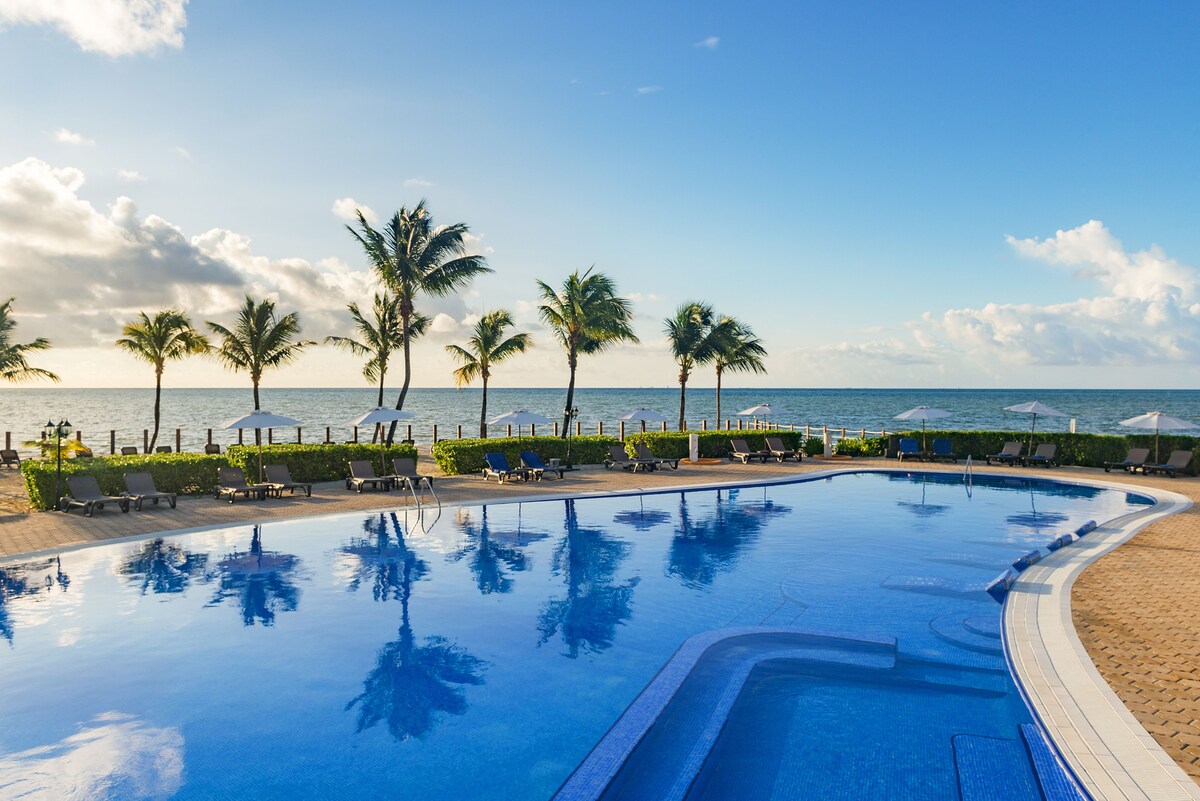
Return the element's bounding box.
[627,292,657,303]
[54,128,93,145]
[403,177,433,188]
[117,169,145,182]
[0,0,187,57]
[694,36,719,49]
[331,197,377,225]
[460,231,494,256]
[636,85,663,95]
[173,145,191,160]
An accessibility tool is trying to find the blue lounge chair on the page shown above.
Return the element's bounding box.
[928,438,957,463]
[897,438,925,461]
[1023,443,1058,468]
[521,451,564,480]
[985,441,1022,466]
[483,452,528,483]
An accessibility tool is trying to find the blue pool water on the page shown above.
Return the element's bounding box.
[0,472,1150,800]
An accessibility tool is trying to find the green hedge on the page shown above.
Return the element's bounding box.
[622,430,808,459]
[431,435,620,476]
[834,436,887,457]
[22,453,231,510]
[225,442,418,483]
[900,429,1199,469]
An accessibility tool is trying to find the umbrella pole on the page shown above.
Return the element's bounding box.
[922,420,927,451]
[1029,414,1037,455]
[1156,428,1160,464]
[257,429,264,483]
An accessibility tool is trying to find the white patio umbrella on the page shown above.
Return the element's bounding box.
[738,403,784,430]
[222,409,303,481]
[1119,411,1197,464]
[347,407,416,476]
[620,407,669,433]
[1004,401,1068,452]
[488,410,553,439]
[894,406,952,450]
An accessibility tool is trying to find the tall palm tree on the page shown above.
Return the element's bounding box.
[0,297,58,383]
[536,268,639,437]
[325,293,415,408]
[347,201,492,442]
[445,310,531,437]
[115,309,209,452]
[206,297,315,443]
[713,318,767,425]
[664,302,727,431]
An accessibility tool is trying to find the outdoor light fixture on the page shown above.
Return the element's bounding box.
[43,418,73,511]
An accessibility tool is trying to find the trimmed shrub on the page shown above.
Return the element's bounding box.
[431,435,620,476]
[622,430,808,460]
[802,437,825,457]
[225,442,418,483]
[900,429,1200,469]
[22,453,231,511]
[834,436,887,457]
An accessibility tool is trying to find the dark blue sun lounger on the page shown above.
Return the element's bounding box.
[483,452,528,483]
[521,451,564,480]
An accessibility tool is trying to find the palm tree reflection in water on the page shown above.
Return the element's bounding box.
[668,489,790,589]
[538,500,640,658]
[0,557,69,644]
[207,525,303,627]
[449,506,549,595]
[118,538,210,595]
[344,512,487,742]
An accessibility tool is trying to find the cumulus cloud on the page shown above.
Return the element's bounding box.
[826,221,1200,371]
[403,177,433,188]
[0,0,187,57]
[331,197,377,225]
[117,169,145,182]
[636,85,663,95]
[173,145,191,160]
[54,128,93,145]
[694,35,719,49]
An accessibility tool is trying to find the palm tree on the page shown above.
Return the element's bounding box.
[664,302,727,431]
[445,310,531,437]
[347,201,492,442]
[536,269,639,437]
[115,310,209,452]
[0,297,58,383]
[326,293,410,408]
[713,318,767,425]
[206,297,315,443]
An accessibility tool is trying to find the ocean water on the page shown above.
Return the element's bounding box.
[1,386,1198,452]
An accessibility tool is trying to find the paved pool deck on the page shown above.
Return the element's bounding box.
[1,456,1197,797]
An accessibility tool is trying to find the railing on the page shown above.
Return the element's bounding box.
[963,455,974,487]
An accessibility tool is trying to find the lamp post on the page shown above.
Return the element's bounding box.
[43,418,72,511]
[564,406,579,469]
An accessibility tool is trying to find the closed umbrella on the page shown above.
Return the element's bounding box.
[893,406,951,450]
[487,410,553,440]
[619,408,669,433]
[1004,401,1067,453]
[1119,411,1197,464]
[347,407,416,477]
[222,410,303,481]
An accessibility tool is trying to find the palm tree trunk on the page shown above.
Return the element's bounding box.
[678,374,687,431]
[149,366,163,452]
[377,370,386,408]
[480,376,488,438]
[390,312,413,445]
[715,366,723,428]
[560,351,577,439]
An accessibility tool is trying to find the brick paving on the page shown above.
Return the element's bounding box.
[2,455,1199,783]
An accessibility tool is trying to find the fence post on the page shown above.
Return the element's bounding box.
[325,426,331,444]
[598,421,603,436]
[661,421,667,432]
[619,421,625,441]
[861,428,866,439]
[353,426,358,443]
[109,430,115,454]
[207,428,213,444]
[841,427,846,438]
[738,419,743,430]
[531,424,537,437]
[682,419,687,431]
[554,422,560,437]
[806,424,811,437]
[238,429,244,445]
[176,429,182,452]
[457,425,462,438]
[507,424,513,437]
[406,424,412,442]
[433,424,438,444]
[702,419,707,431]
[3,432,8,450]
[76,431,82,442]
[267,428,274,445]
[296,427,302,444]
[576,422,582,436]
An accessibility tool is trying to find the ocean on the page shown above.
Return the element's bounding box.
[2,387,1198,455]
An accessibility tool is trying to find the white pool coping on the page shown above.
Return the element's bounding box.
[1001,475,1198,801]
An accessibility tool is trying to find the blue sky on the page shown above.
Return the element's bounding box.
[1,1,1198,389]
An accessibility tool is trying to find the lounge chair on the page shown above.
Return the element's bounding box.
[521,451,565,480]
[123,472,177,511]
[1143,450,1194,478]
[928,438,957,463]
[0,449,19,469]
[204,443,221,455]
[390,457,434,491]
[1104,447,1149,473]
[729,439,769,464]
[264,464,312,497]
[765,437,802,462]
[155,446,172,454]
[636,442,680,470]
[985,442,1023,466]
[482,452,528,483]
[120,446,139,456]
[897,438,926,462]
[1023,443,1058,468]
[604,445,655,472]
[63,475,129,516]
[216,466,269,503]
[346,460,392,492]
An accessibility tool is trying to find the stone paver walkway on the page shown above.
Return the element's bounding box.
[2,456,1199,787]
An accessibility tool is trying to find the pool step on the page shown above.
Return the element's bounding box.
[952,734,1042,801]
[901,644,1008,674]
[923,552,1009,571]
[964,616,1001,638]
[881,575,991,600]
[1020,724,1088,801]
[929,613,1004,656]
[892,659,1011,694]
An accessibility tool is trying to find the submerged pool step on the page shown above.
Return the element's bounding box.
[901,644,1008,674]
[952,735,1042,801]
[881,575,992,600]
[1020,724,1088,801]
[929,613,1004,656]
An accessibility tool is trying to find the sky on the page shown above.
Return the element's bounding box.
[1,0,1198,391]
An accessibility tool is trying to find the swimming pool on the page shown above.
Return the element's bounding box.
[0,471,1151,800]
